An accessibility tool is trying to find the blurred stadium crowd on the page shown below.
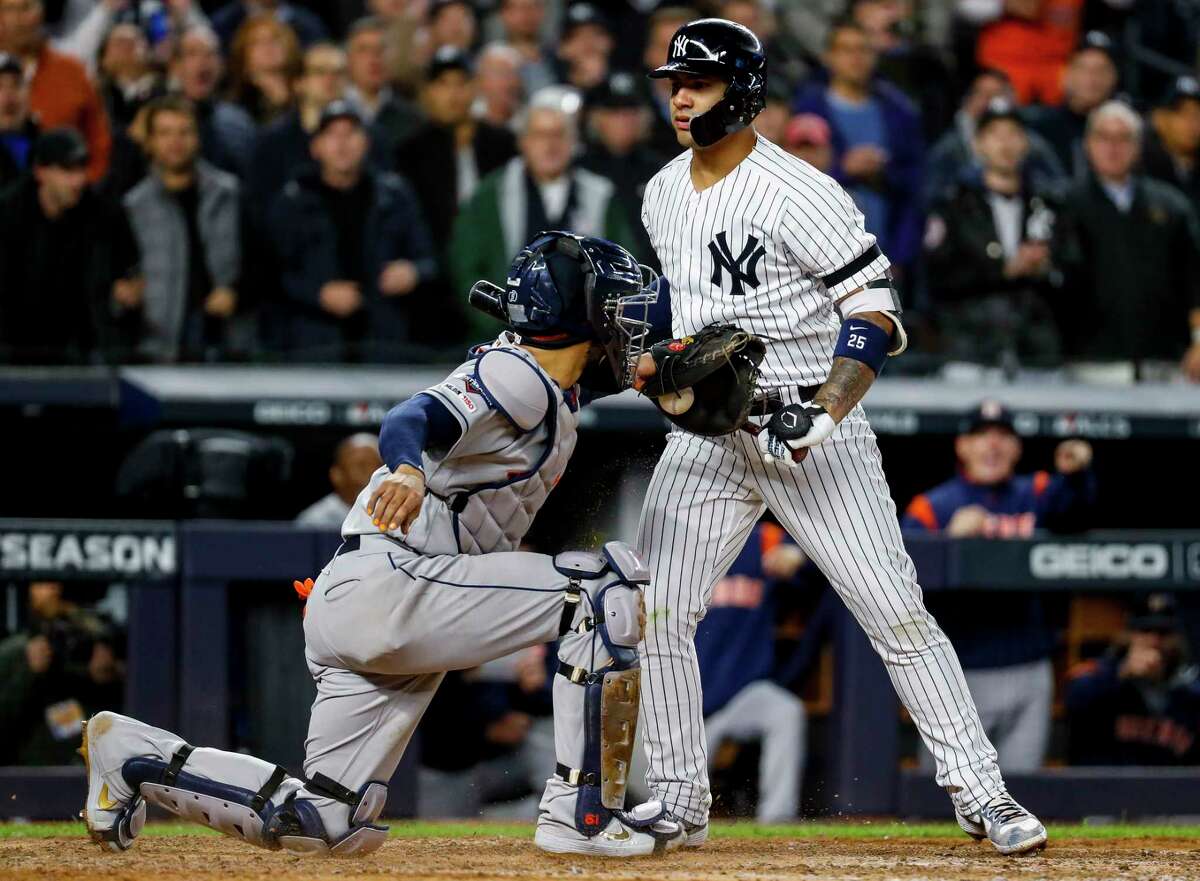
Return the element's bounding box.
[3,0,1200,821]
[0,0,1198,377]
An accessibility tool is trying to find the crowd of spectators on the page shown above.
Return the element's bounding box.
[1,0,1200,376]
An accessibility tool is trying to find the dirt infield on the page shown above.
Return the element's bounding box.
[2,833,1198,881]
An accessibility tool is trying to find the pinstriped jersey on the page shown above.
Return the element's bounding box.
[640,133,891,388]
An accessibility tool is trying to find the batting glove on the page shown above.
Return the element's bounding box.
[757,403,836,467]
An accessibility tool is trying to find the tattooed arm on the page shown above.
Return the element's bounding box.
[813,311,894,421]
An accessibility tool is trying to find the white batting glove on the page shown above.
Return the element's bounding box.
[757,403,836,467]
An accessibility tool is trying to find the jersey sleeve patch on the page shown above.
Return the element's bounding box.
[475,349,552,432]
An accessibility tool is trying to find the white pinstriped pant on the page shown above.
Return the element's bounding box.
[635,408,1005,825]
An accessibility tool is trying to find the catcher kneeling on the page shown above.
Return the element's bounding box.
[79,232,686,858]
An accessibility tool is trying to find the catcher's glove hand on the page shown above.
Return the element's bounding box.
[754,402,836,467]
[638,323,766,437]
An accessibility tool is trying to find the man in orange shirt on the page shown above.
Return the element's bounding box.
[961,0,1085,106]
[0,0,110,180]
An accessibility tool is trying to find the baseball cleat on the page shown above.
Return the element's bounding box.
[680,818,708,847]
[80,713,146,852]
[534,802,685,857]
[956,792,1047,855]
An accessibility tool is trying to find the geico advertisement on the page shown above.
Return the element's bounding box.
[1030,543,1171,580]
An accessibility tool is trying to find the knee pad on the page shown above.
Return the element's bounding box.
[554,540,648,666]
[550,541,648,837]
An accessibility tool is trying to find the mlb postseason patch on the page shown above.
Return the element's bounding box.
[443,381,476,413]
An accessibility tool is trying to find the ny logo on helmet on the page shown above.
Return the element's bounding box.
[708,231,766,296]
[673,34,723,61]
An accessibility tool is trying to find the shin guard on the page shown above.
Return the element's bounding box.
[551,541,647,837]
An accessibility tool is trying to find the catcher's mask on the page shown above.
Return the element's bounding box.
[468,231,659,389]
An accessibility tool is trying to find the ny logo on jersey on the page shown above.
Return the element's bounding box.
[708,231,767,296]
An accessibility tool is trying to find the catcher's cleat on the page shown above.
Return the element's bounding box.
[956,792,1047,855]
[80,714,146,852]
[534,800,685,857]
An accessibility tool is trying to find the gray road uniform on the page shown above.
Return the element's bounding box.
[78,335,662,856]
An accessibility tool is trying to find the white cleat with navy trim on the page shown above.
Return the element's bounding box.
[956,792,1047,855]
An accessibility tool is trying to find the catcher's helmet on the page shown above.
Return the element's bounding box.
[649,18,767,147]
[468,231,658,388]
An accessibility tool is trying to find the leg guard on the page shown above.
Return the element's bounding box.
[550,541,650,838]
[77,706,389,859]
[122,749,389,857]
[123,750,389,857]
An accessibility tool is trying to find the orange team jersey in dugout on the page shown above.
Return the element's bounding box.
[976,0,1084,106]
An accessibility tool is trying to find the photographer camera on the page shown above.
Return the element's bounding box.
[0,582,124,764]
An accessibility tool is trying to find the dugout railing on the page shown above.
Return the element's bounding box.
[2,520,1198,821]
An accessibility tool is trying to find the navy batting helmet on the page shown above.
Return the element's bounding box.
[468,231,658,388]
[649,18,767,147]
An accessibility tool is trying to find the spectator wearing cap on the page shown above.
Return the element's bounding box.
[398,47,515,257]
[210,0,327,51]
[225,12,302,126]
[496,0,554,97]
[0,0,111,181]
[580,71,660,265]
[344,17,422,159]
[0,128,141,364]
[958,0,1085,106]
[1058,101,1200,382]
[168,25,257,179]
[554,3,612,93]
[792,18,924,279]
[1143,76,1200,220]
[904,401,1096,772]
[124,96,243,363]
[782,113,833,173]
[1066,595,1200,765]
[450,87,635,340]
[0,51,39,188]
[245,41,348,226]
[925,66,1064,203]
[295,433,383,527]
[428,0,477,54]
[266,101,437,361]
[1079,2,1197,105]
[850,0,954,142]
[473,42,523,128]
[924,98,1071,369]
[1024,32,1119,179]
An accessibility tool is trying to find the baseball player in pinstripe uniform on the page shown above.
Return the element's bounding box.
[77,233,686,859]
[633,19,1046,855]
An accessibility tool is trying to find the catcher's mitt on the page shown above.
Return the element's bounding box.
[639,323,765,437]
